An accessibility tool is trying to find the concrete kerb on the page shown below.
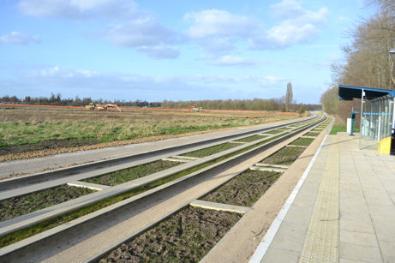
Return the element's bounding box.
[190,200,251,214]
[67,181,110,191]
[250,166,286,173]
[161,157,189,163]
[255,163,290,170]
[0,117,316,198]
[0,118,324,257]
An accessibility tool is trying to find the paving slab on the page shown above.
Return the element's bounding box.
[254,133,395,263]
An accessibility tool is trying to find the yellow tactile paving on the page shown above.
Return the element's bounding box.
[299,137,339,263]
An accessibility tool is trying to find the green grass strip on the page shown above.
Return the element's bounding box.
[0,186,95,222]
[181,142,238,158]
[330,124,359,135]
[304,131,320,137]
[234,134,267,143]
[82,160,179,186]
[289,137,314,146]
[263,128,287,135]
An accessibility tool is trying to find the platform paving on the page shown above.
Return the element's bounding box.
[257,133,395,263]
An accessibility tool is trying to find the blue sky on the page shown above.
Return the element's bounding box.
[0,0,377,103]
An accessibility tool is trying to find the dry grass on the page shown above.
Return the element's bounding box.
[0,105,298,161]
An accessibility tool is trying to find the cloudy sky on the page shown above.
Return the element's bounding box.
[0,0,376,103]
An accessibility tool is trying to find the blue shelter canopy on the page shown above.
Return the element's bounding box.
[339,84,395,101]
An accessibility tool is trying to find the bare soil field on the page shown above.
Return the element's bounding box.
[202,170,281,207]
[0,104,298,161]
[98,207,241,263]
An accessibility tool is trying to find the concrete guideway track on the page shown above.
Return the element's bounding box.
[0,116,314,193]
[0,116,327,262]
[0,117,328,262]
[0,117,316,201]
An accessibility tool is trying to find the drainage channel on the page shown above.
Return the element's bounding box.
[0,116,325,260]
[92,117,329,263]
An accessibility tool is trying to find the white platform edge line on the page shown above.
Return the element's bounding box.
[248,134,328,263]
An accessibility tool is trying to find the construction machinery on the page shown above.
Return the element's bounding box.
[85,103,122,112]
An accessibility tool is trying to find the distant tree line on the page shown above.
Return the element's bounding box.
[0,93,161,107]
[0,93,320,112]
[321,0,395,122]
[162,98,320,112]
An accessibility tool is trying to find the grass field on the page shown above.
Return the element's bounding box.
[0,104,298,161]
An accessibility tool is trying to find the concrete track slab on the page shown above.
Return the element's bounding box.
[0,124,308,263]
[190,200,251,214]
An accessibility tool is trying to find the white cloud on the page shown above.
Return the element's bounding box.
[106,17,181,59]
[34,66,98,78]
[18,0,180,59]
[18,0,137,18]
[252,0,328,48]
[7,65,288,101]
[265,22,317,46]
[185,9,256,39]
[0,31,40,45]
[271,0,306,18]
[211,55,256,66]
[136,46,180,59]
[184,2,328,54]
[184,9,259,55]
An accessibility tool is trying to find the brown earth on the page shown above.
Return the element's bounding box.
[0,105,298,162]
[202,170,281,207]
[98,207,241,263]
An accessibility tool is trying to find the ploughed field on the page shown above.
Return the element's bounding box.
[0,105,298,161]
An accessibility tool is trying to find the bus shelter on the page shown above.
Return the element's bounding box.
[338,85,395,154]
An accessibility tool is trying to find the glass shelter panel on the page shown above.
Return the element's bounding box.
[360,95,394,149]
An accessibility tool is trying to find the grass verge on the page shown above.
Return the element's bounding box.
[330,124,345,134]
[83,160,179,186]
